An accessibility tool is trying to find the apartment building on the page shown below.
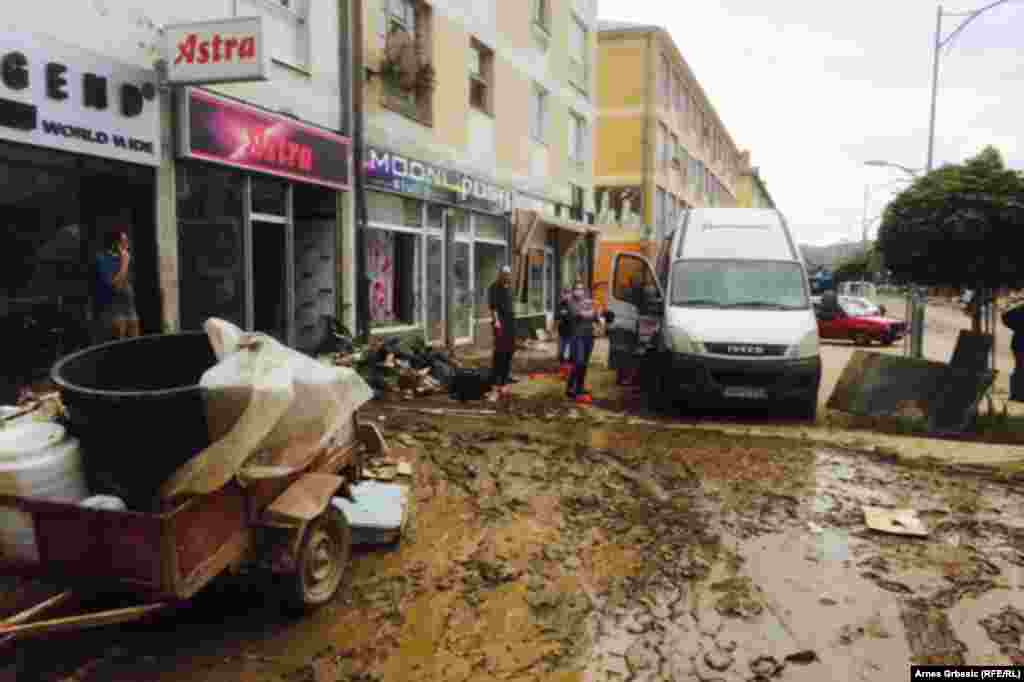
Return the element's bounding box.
[595,20,747,241]
[1,0,352,385]
[360,0,600,344]
[735,160,777,209]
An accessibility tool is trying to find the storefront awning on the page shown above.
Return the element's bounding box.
[511,209,600,296]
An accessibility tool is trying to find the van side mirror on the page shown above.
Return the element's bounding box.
[604,310,616,325]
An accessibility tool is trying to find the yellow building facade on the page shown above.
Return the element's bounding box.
[734,163,777,209]
[595,21,750,241]
[357,0,600,344]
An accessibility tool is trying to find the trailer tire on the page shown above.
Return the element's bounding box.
[286,507,351,613]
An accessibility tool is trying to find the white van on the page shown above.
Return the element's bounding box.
[607,208,821,419]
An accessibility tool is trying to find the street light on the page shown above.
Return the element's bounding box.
[864,160,922,178]
[926,0,1015,172]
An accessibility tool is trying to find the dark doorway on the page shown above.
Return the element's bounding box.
[252,220,287,341]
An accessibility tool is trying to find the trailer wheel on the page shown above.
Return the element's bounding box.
[287,507,351,612]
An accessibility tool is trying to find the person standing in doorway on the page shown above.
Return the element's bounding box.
[566,280,598,403]
[557,288,573,377]
[94,229,139,341]
[488,265,516,401]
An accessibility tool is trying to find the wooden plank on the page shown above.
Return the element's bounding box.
[1,590,75,627]
[0,602,169,640]
[263,473,344,526]
[176,529,254,600]
[172,483,247,581]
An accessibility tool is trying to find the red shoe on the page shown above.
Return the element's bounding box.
[559,364,571,378]
[575,394,593,405]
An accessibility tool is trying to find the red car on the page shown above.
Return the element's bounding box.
[814,296,906,346]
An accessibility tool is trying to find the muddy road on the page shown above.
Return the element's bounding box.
[8,368,1024,682]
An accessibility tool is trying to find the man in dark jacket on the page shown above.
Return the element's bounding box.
[1003,301,1024,400]
[488,265,516,400]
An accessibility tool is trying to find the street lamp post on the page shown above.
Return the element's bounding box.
[862,162,925,356]
[926,0,1014,173]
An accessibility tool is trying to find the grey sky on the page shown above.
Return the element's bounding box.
[598,0,1024,245]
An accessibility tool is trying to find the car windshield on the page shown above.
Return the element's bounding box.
[840,297,878,316]
[670,260,809,310]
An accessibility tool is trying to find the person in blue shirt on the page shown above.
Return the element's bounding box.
[94,229,139,341]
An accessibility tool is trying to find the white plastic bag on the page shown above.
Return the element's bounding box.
[161,320,373,501]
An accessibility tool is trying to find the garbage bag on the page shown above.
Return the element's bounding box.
[160,319,373,501]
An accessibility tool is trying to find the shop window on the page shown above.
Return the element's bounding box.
[252,176,288,216]
[475,213,506,241]
[475,242,506,319]
[527,248,545,314]
[366,227,421,328]
[469,39,494,114]
[449,208,470,236]
[177,165,246,332]
[367,191,423,228]
[426,203,444,229]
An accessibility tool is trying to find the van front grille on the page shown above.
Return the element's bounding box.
[704,343,788,357]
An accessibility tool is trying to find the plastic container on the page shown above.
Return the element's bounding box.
[51,332,218,510]
[0,422,88,562]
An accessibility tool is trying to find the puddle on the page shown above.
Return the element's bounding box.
[816,528,851,562]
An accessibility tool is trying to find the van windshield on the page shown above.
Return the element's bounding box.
[670,260,809,310]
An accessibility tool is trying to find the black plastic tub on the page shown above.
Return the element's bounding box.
[51,332,218,510]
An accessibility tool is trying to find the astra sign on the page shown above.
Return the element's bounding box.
[165,17,268,85]
[179,87,351,190]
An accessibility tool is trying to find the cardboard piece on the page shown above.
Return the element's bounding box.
[332,481,409,546]
[863,506,929,537]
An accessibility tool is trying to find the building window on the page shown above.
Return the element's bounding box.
[380,0,433,125]
[569,15,589,93]
[659,54,672,109]
[570,183,585,221]
[569,111,587,166]
[670,133,680,169]
[533,0,551,33]
[530,84,548,143]
[469,38,494,114]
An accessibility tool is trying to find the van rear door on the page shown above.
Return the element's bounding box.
[608,252,663,371]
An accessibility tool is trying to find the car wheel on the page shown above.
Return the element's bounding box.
[853,332,871,346]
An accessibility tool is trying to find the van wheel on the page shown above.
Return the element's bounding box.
[793,397,818,422]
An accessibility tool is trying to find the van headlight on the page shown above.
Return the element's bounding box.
[669,329,705,355]
[787,330,819,359]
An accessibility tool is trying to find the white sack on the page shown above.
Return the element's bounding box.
[160,320,373,501]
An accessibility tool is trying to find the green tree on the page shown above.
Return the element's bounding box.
[878,147,1024,332]
[834,247,882,284]
[878,146,1024,290]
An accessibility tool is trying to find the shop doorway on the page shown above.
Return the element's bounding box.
[0,142,156,401]
[252,220,288,342]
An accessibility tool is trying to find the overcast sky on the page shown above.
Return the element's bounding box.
[598,0,1024,246]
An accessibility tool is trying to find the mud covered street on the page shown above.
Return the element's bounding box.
[9,366,1024,682]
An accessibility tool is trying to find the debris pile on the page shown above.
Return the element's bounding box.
[314,317,457,399]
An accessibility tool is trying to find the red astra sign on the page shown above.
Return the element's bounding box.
[179,88,351,190]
